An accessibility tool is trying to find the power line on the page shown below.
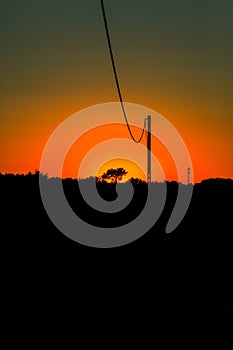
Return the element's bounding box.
[100,0,146,143]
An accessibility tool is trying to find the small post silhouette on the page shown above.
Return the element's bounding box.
[187,167,191,184]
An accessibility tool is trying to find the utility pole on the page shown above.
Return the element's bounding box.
[147,115,151,183]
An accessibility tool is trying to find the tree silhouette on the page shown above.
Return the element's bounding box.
[100,168,128,183]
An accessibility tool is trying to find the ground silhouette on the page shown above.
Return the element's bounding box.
[3,172,233,326]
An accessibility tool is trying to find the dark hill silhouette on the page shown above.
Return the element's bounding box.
[3,172,233,326]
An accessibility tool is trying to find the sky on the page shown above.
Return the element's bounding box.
[1,0,233,183]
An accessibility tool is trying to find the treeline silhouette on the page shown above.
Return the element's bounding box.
[3,172,233,325]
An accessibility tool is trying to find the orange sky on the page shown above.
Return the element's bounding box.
[1,95,232,183]
[1,91,233,183]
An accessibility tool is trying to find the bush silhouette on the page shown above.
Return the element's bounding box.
[100,167,128,183]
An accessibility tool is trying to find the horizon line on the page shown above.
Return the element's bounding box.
[1,170,233,185]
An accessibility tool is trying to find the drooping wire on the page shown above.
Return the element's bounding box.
[100,0,146,143]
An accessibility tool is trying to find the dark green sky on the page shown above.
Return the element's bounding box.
[1,0,232,104]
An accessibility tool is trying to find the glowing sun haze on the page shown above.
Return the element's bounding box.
[97,158,146,182]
